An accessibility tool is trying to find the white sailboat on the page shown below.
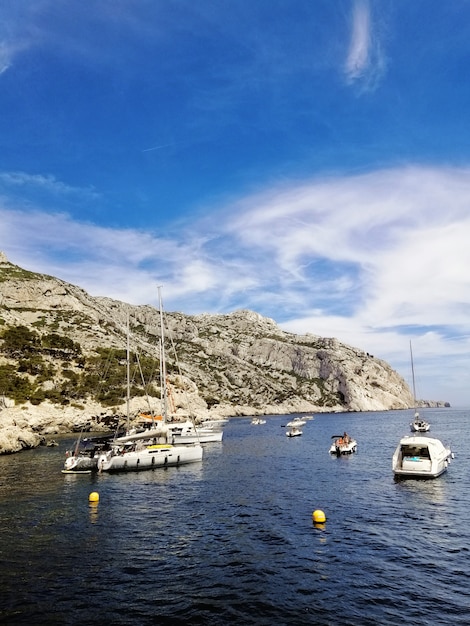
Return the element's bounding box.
[96,288,203,472]
[409,342,430,433]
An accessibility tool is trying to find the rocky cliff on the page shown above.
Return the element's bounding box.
[0,251,435,453]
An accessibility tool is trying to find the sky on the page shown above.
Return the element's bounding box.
[1,0,470,406]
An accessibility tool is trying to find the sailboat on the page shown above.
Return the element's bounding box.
[409,342,430,433]
[96,288,203,472]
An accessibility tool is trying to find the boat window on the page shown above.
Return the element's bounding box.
[401,445,430,459]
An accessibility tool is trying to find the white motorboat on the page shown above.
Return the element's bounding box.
[286,417,306,427]
[251,417,266,425]
[329,433,357,456]
[167,419,224,443]
[96,288,203,473]
[286,426,302,437]
[392,434,453,478]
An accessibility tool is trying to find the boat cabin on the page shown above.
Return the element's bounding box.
[398,443,432,472]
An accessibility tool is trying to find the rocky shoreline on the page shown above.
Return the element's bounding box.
[0,395,346,455]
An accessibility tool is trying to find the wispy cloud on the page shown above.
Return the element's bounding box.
[0,41,14,74]
[0,171,100,200]
[344,0,386,91]
[1,165,470,403]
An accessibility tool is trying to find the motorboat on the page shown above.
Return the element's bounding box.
[392,434,453,478]
[167,419,224,443]
[286,417,306,427]
[251,417,266,425]
[286,426,302,437]
[329,433,357,456]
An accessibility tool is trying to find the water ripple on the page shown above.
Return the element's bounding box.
[1,409,470,625]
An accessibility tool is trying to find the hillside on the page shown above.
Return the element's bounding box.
[0,251,424,453]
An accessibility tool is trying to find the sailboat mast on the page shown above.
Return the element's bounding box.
[126,311,131,432]
[158,287,168,422]
[410,340,417,405]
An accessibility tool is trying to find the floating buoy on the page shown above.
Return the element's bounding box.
[312,509,326,523]
[89,492,100,503]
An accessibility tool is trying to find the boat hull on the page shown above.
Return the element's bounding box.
[64,455,98,472]
[167,421,224,443]
[410,421,430,432]
[286,428,302,437]
[97,443,203,472]
[329,440,357,455]
[173,430,223,444]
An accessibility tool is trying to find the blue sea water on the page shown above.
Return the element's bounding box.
[0,408,469,625]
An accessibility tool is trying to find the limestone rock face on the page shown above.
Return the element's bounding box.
[0,252,432,454]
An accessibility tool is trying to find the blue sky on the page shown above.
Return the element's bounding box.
[1,1,470,406]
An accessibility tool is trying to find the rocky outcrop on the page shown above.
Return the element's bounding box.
[0,252,443,454]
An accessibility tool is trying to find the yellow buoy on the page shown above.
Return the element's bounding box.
[312,509,326,523]
[89,492,100,503]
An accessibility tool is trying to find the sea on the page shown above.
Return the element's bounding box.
[1,408,469,625]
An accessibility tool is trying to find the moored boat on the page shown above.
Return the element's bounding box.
[96,288,203,473]
[392,434,453,478]
[167,419,224,443]
[408,342,430,433]
[286,426,302,437]
[63,432,119,472]
[329,433,357,456]
[286,417,306,428]
[410,411,430,433]
[97,439,202,472]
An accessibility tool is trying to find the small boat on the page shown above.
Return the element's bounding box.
[286,426,302,437]
[286,417,306,427]
[410,411,430,433]
[251,417,266,425]
[63,432,117,472]
[329,433,357,456]
[167,419,224,443]
[392,434,453,478]
[408,342,430,433]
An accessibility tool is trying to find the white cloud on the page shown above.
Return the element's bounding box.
[345,0,371,80]
[1,164,470,404]
[344,0,386,91]
[0,42,13,73]
[0,171,100,200]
